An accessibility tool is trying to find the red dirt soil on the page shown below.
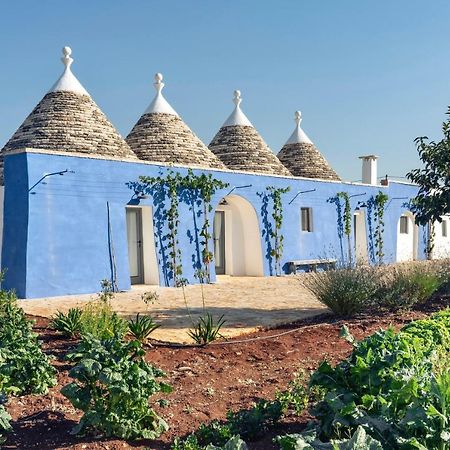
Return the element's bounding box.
[3,295,449,450]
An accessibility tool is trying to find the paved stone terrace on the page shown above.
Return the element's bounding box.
[19,276,326,343]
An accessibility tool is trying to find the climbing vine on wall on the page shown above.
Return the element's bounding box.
[426,222,435,260]
[138,170,228,286]
[373,191,389,265]
[183,170,229,283]
[266,186,290,276]
[336,192,352,265]
[139,171,184,287]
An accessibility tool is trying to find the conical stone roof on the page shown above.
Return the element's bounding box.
[1,47,137,183]
[277,111,340,181]
[209,91,291,176]
[126,74,225,170]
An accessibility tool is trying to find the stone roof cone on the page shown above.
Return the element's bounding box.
[209,90,291,176]
[126,73,225,169]
[1,47,137,183]
[277,111,340,181]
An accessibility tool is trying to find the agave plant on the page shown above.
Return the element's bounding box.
[188,313,226,345]
[50,308,83,338]
[128,313,160,343]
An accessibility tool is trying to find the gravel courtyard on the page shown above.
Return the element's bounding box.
[18,275,326,343]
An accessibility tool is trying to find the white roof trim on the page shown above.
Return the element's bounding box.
[49,47,90,97]
[285,111,313,145]
[222,90,253,127]
[144,73,178,116]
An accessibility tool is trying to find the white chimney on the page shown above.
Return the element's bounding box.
[359,155,378,185]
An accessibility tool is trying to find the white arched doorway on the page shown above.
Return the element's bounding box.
[353,210,368,263]
[213,195,264,276]
[396,212,418,262]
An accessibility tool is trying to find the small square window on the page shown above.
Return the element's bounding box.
[400,216,409,234]
[301,207,313,232]
[442,220,448,237]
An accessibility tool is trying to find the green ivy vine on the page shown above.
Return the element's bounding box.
[266,186,290,276]
[426,222,435,260]
[183,170,229,283]
[140,171,184,287]
[336,192,352,264]
[373,191,389,265]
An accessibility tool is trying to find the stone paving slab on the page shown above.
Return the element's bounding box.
[18,275,326,343]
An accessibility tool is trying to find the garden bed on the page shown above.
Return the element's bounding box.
[4,291,450,450]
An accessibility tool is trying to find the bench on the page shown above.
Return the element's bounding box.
[288,258,337,274]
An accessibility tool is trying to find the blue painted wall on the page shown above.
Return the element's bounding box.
[2,151,425,298]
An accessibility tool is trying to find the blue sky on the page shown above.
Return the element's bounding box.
[1,1,449,181]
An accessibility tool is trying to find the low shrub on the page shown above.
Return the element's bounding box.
[0,394,11,445]
[188,313,226,345]
[79,299,128,340]
[128,313,160,343]
[376,264,442,310]
[62,336,172,440]
[303,265,379,316]
[50,307,83,338]
[0,289,57,395]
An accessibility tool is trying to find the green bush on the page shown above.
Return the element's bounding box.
[309,310,450,448]
[128,313,160,343]
[62,336,172,440]
[0,394,11,445]
[376,264,442,310]
[51,307,83,338]
[0,290,57,395]
[79,299,128,340]
[303,266,379,316]
[172,434,247,450]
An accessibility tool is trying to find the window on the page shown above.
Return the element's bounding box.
[301,207,313,232]
[399,216,409,234]
[443,220,448,238]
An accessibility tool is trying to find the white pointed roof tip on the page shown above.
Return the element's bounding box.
[144,73,178,116]
[285,110,313,145]
[49,46,90,96]
[222,90,253,127]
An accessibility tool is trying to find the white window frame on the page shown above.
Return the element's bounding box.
[399,216,409,234]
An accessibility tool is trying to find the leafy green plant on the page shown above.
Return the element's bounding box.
[373,191,388,265]
[128,313,160,343]
[79,299,127,340]
[62,336,172,440]
[308,310,450,447]
[172,434,247,450]
[188,313,226,345]
[0,394,11,445]
[0,289,57,395]
[336,192,353,265]
[276,370,309,415]
[303,265,379,316]
[50,307,83,338]
[275,426,383,450]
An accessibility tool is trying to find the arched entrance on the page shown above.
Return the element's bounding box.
[213,195,264,276]
[396,212,418,262]
[353,210,368,263]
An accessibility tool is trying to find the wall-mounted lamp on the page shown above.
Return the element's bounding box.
[288,188,316,205]
[29,169,75,194]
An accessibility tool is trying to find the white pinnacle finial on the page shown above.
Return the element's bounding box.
[222,89,252,127]
[233,90,242,107]
[61,46,73,69]
[285,110,312,145]
[143,72,178,115]
[154,73,165,94]
[49,46,90,96]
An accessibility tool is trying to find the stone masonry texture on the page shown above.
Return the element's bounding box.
[1,91,137,184]
[126,113,225,169]
[209,125,292,176]
[277,142,341,181]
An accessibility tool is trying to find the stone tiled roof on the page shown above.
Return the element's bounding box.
[126,112,226,169]
[0,91,137,184]
[209,125,292,176]
[277,142,341,181]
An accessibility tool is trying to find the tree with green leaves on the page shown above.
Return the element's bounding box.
[407,108,450,225]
